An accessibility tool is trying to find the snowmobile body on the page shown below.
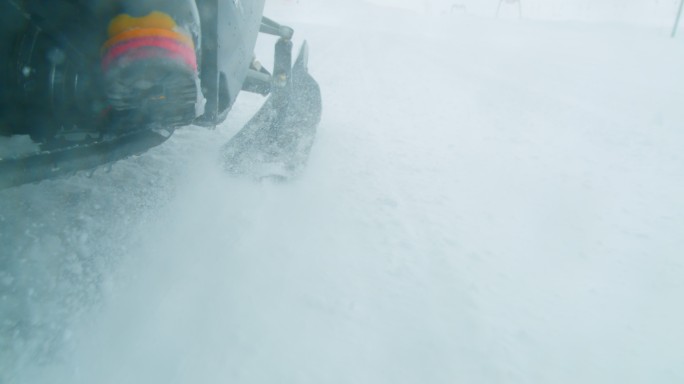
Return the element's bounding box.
[0,0,321,188]
[0,0,264,131]
[196,0,265,124]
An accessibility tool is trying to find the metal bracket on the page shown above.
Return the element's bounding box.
[260,16,294,40]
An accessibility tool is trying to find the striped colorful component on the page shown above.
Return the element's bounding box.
[102,11,197,72]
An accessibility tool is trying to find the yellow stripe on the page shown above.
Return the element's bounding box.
[108,11,177,37]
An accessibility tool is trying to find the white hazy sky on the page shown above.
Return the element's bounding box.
[361,0,682,26]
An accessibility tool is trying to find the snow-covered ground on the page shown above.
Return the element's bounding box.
[2,0,684,383]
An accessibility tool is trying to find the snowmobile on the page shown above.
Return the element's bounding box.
[0,0,321,189]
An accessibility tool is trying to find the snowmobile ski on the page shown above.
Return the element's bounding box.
[0,127,172,189]
[221,39,322,182]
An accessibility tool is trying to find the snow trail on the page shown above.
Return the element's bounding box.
[2,1,684,383]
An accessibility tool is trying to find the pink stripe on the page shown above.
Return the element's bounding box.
[102,37,197,71]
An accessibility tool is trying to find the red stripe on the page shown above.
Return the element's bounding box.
[102,36,197,71]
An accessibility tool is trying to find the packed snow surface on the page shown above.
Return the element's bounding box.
[2,0,684,383]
